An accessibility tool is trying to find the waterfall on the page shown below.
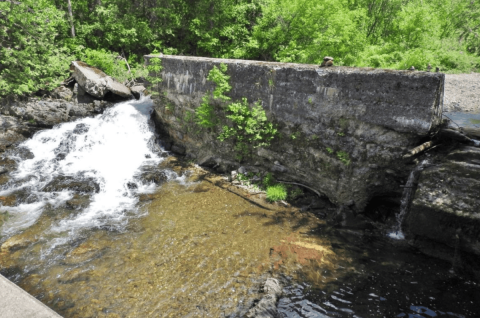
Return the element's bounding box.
[388,159,429,240]
[0,96,173,238]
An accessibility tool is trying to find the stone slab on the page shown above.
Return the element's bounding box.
[145,55,444,136]
[71,61,132,99]
[0,274,62,318]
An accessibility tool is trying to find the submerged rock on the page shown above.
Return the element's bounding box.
[0,233,38,253]
[0,195,16,206]
[65,194,91,210]
[43,176,100,194]
[246,278,282,318]
[140,170,168,185]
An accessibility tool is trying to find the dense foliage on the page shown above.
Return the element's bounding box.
[0,0,73,95]
[1,0,480,97]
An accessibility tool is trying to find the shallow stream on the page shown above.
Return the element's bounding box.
[1,98,479,318]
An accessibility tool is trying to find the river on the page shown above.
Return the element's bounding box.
[0,98,479,317]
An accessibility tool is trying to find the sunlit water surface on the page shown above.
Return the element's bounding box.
[0,99,479,318]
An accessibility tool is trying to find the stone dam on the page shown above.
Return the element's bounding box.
[146,54,480,274]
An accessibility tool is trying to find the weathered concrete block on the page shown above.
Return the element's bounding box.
[146,55,444,211]
[406,146,480,258]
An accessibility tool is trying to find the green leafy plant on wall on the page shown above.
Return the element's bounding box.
[336,151,350,165]
[196,63,278,161]
[146,55,163,96]
[195,63,231,129]
[219,98,277,148]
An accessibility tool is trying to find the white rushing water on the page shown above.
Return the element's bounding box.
[388,159,429,240]
[0,96,170,237]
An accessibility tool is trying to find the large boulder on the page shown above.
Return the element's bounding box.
[405,146,480,262]
[4,99,71,128]
[70,61,133,99]
[0,115,31,151]
[51,86,74,101]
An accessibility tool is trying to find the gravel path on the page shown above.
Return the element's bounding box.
[444,73,480,113]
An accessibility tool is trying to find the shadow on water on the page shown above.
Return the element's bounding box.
[274,222,480,318]
[225,197,480,318]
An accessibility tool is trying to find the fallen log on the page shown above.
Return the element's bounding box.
[403,140,438,159]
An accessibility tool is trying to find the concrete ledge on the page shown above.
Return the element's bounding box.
[0,274,62,318]
[145,55,444,136]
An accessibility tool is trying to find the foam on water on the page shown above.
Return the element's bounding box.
[1,96,166,236]
[387,231,405,240]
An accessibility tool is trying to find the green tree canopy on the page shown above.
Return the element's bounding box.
[0,0,73,95]
[1,0,479,97]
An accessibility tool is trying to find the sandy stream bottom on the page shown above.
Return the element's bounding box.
[0,158,339,318]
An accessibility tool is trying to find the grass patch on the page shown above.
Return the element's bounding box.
[266,184,287,202]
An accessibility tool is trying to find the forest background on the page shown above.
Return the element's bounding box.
[1,0,480,96]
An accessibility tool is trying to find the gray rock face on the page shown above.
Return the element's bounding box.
[70,61,132,99]
[43,176,100,193]
[0,96,113,154]
[2,97,73,128]
[406,146,480,259]
[51,86,73,100]
[0,115,31,151]
[147,55,444,211]
[76,84,97,104]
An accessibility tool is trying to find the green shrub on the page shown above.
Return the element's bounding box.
[288,187,303,200]
[195,63,278,160]
[195,95,218,128]
[146,55,163,95]
[195,63,230,128]
[218,98,278,148]
[0,0,73,97]
[266,184,287,202]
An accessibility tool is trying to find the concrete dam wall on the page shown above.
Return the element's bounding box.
[147,54,444,213]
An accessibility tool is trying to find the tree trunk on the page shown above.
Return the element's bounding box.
[67,0,75,37]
